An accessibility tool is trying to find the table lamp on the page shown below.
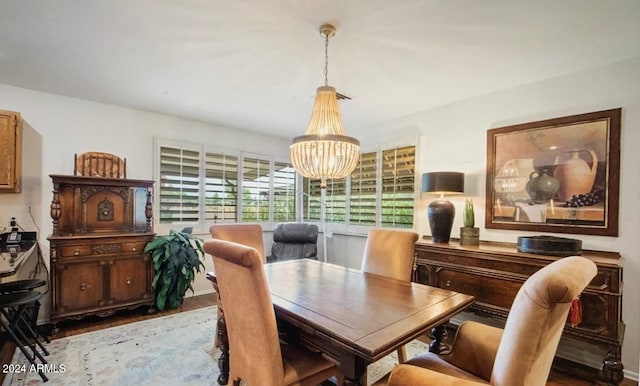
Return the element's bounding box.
[422,172,465,243]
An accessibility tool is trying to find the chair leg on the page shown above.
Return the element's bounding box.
[397,346,408,363]
[0,309,49,382]
[15,310,50,356]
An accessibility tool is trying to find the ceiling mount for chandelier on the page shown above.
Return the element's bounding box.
[290,23,360,189]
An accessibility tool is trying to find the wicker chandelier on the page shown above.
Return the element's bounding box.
[290,23,360,189]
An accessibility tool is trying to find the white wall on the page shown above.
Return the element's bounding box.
[344,57,640,379]
[0,84,291,318]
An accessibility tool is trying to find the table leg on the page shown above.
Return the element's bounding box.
[210,278,230,385]
[216,315,230,385]
[339,352,367,386]
[428,324,448,354]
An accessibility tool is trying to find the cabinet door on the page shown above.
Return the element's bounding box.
[54,260,105,312]
[0,110,22,192]
[109,256,152,304]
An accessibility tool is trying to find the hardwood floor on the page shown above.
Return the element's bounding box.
[1,293,636,386]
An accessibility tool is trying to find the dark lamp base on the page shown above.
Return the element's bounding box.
[428,199,455,243]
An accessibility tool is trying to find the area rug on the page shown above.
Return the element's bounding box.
[3,306,429,385]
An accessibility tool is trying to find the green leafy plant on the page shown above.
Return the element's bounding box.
[144,229,205,311]
[463,199,475,228]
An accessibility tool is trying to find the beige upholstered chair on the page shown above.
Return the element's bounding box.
[361,228,419,383]
[208,223,267,351]
[203,239,341,386]
[361,228,419,281]
[209,224,265,262]
[387,256,597,386]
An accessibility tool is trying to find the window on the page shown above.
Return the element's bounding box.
[381,146,415,228]
[350,151,377,225]
[241,157,270,222]
[301,144,415,229]
[158,145,201,224]
[205,152,238,223]
[302,178,322,222]
[156,140,296,229]
[272,161,296,222]
[325,179,347,223]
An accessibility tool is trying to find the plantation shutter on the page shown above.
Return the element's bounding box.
[158,145,201,224]
[325,179,347,223]
[350,151,378,225]
[242,157,270,222]
[273,161,296,222]
[303,178,322,222]
[205,152,238,223]
[381,145,415,228]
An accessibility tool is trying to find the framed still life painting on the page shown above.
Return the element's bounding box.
[485,108,621,236]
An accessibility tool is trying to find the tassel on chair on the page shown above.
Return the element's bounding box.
[569,297,583,327]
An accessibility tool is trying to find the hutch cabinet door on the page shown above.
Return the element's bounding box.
[109,257,152,304]
[54,260,105,312]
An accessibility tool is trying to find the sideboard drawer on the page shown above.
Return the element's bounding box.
[434,267,525,310]
[60,244,93,257]
[121,241,146,254]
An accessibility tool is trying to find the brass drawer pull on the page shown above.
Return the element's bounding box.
[445,280,452,287]
[80,283,87,291]
[132,247,137,252]
[126,278,132,285]
[74,249,80,256]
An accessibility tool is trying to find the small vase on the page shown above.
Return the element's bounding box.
[460,227,479,246]
[526,167,560,203]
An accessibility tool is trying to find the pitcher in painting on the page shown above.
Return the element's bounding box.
[553,149,598,202]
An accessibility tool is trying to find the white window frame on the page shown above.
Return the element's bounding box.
[154,138,295,234]
[299,142,418,236]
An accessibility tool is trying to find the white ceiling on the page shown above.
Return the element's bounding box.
[1,1,639,140]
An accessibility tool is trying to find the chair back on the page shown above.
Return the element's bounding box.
[361,228,419,281]
[270,222,318,261]
[209,224,265,262]
[203,239,284,386]
[74,152,126,178]
[491,256,597,386]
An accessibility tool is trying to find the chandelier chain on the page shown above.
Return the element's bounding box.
[324,31,329,86]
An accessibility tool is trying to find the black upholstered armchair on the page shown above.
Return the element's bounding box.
[267,222,319,263]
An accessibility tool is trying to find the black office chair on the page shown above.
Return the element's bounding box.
[267,222,318,263]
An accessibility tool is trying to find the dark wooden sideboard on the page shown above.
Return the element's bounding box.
[48,175,155,331]
[414,239,624,383]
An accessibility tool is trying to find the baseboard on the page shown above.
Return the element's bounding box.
[192,288,216,297]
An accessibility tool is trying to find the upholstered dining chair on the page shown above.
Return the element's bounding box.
[208,223,267,354]
[209,223,265,262]
[386,255,597,386]
[203,239,342,386]
[360,228,419,384]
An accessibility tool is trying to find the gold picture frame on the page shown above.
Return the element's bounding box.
[485,108,621,236]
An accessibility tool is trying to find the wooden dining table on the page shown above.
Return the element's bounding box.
[207,258,475,385]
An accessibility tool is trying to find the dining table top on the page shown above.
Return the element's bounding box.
[259,258,475,362]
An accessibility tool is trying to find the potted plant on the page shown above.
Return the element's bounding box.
[144,228,205,310]
[460,199,480,246]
